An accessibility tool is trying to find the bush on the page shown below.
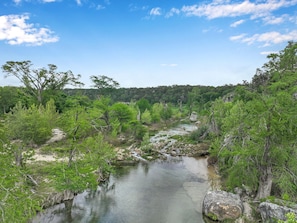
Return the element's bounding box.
[278,213,297,223]
[189,126,208,142]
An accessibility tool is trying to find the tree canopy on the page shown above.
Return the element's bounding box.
[1,61,83,104]
[210,41,297,200]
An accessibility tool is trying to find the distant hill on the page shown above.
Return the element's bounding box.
[64,84,237,105]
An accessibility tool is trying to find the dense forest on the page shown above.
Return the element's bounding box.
[0,42,296,222]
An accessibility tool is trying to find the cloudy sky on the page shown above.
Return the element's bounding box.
[1,0,297,88]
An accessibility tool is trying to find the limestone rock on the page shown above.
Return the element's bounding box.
[203,190,244,221]
[259,201,297,222]
[43,190,75,208]
[189,112,198,122]
[46,128,66,144]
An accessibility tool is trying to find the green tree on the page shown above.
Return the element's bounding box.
[141,109,152,125]
[0,149,40,222]
[90,75,119,97]
[1,61,83,104]
[151,103,163,123]
[210,42,297,200]
[136,98,151,113]
[110,102,134,134]
[59,105,92,167]
[0,121,40,222]
[0,86,20,115]
[5,101,58,166]
[50,134,115,192]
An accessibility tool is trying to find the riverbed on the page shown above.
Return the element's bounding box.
[32,156,212,223]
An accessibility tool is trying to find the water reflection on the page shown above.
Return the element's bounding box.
[32,157,210,223]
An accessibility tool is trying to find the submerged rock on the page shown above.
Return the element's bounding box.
[203,190,244,221]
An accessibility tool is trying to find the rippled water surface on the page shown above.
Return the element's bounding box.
[33,157,210,223]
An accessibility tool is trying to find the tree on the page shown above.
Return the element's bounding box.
[141,109,152,125]
[1,61,83,104]
[136,98,151,113]
[59,104,93,167]
[0,86,20,114]
[90,75,119,96]
[210,42,297,200]
[110,102,134,134]
[49,134,115,192]
[0,117,41,222]
[5,100,58,166]
[0,146,40,222]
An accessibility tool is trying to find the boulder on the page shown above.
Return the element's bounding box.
[189,112,198,122]
[46,128,66,144]
[259,202,297,222]
[203,190,244,221]
[43,190,76,208]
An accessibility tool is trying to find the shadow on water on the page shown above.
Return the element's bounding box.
[32,157,212,223]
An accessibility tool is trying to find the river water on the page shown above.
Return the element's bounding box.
[32,157,211,223]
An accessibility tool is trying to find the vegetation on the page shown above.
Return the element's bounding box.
[1,61,83,105]
[278,213,297,223]
[209,41,297,200]
[0,41,297,222]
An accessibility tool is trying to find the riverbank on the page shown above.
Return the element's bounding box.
[27,122,215,219]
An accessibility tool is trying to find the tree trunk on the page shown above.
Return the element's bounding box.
[14,145,23,167]
[256,164,272,199]
[256,133,273,200]
[68,147,75,167]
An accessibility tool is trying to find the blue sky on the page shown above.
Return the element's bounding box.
[1,0,297,88]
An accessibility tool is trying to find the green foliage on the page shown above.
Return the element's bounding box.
[0,86,20,115]
[278,213,297,223]
[140,132,152,153]
[110,102,134,134]
[189,126,208,142]
[5,101,57,145]
[141,109,152,124]
[0,139,40,222]
[60,104,93,141]
[151,103,162,122]
[209,42,297,200]
[47,134,115,192]
[1,60,83,104]
[136,98,151,113]
[160,103,173,121]
[90,75,119,96]
[130,120,148,140]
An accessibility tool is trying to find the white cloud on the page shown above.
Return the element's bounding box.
[230,33,246,41]
[76,0,81,5]
[42,0,57,2]
[203,26,223,33]
[230,30,297,46]
[230,19,245,27]
[262,14,288,25]
[260,51,278,55]
[96,5,105,10]
[150,7,161,16]
[13,0,22,4]
[0,14,59,46]
[181,0,297,19]
[165,8,180,18]
[161,63,178,67]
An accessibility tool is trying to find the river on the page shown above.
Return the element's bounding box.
[32,124,216,223]
[32,156,212,223]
